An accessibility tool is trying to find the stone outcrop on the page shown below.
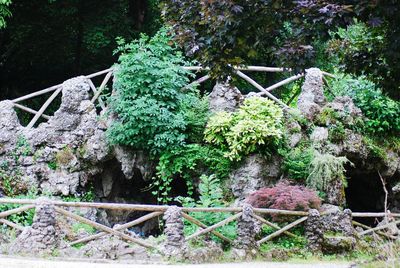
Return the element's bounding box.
[230,154,280,203]
[232,203,258,260]
[9,198,60,256]
[305,206,356,254]
[0,77,154,198]
[209,82,243,112]
[161,206,187,260]
[297,68,326,120]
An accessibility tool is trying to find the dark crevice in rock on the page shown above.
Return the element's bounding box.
[345,167,385,226]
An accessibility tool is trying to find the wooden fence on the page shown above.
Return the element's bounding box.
[7,65,335,129]
[0,198,398,251]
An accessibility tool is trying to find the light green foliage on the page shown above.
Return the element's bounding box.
[153,144,231,203]
[108,28,200,155]
[176,175,237,241]
[205,97,284,161]
[282,147,314,181]
[307,152,352,192]
[0,189,38,226]
[72,223,96,235]
[329,74,400,135]
[0,0,11,29]
[259,225,306,252]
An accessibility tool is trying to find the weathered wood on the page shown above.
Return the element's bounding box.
[321,71,336,78]
[359,220,400,236]
[181,212,233,243]
[12,85,61,103]
[186,212,242,241]
[69,211,163,246]
[256,73,304,95]
[252,214,298,239]
[91,71,113,103]
[352,212,400,218]
[55,207,154,249]
[27,87,62,128]
[87,79,106,109]
[0,205,35,219]
[257,216,308,245]
[0,219,25,231]
[0,198,311,215]
[235,71,290,109]
[85,68,114,79]
[352,221,396,240]
[183,66,288,72]
[183,75,210,90]
[13,103,51,119]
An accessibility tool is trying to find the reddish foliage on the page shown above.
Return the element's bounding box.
[246,181,321,214]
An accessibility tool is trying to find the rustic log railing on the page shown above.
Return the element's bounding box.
[6,65,335,129]
[0,198,398,253]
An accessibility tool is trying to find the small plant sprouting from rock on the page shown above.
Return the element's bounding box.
[306,152,353,193]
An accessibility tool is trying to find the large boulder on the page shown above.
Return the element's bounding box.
[297,68,326,120]
[230,154,280,202]
[209,82,243,112]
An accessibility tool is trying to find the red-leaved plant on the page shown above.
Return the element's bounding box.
[246,181,321,221]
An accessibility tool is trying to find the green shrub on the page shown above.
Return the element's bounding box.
[329,74,400,135]
[176,175,237,241]
[107,28,202,155]
[205,97,284,161]
[306,152,352,192]
[327,19,388,79]
[282,147,314,180]
[153,144,231,203]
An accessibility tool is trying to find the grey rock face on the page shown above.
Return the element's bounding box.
[230,154,280,202]
[310,127,329,143]
[161,206,188,260]
[0,77,154,197]
[297,68,325,120]
[187,241,224,264]
[325,96,363,125]
[209,82,243,112]
[9,198,59,256]
[234,203,258,258]
[75,235,151,261]
[305,206,356,254]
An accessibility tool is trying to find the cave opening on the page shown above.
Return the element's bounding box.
[345,167,385,226]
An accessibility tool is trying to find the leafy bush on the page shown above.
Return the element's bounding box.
[205,97,284,161]
[329,74,400,135]
[176,175,237,241]
[306,152,352,192]
[246,181,321,220]
[107,28,203,155]
[282,147,314,181]
[327,19,388,81]
[153,144,231,203]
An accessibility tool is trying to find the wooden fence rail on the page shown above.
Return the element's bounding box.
[0,198,398,252]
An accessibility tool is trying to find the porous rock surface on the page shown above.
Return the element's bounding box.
[230,154,280,202]
[209,82,244,112]
[160,206,188,260]
[9,197,59,256]
[305,206,356,254]
[0,76,153,197]
[297,68,326,120]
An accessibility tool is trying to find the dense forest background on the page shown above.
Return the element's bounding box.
[0,1,399,100]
